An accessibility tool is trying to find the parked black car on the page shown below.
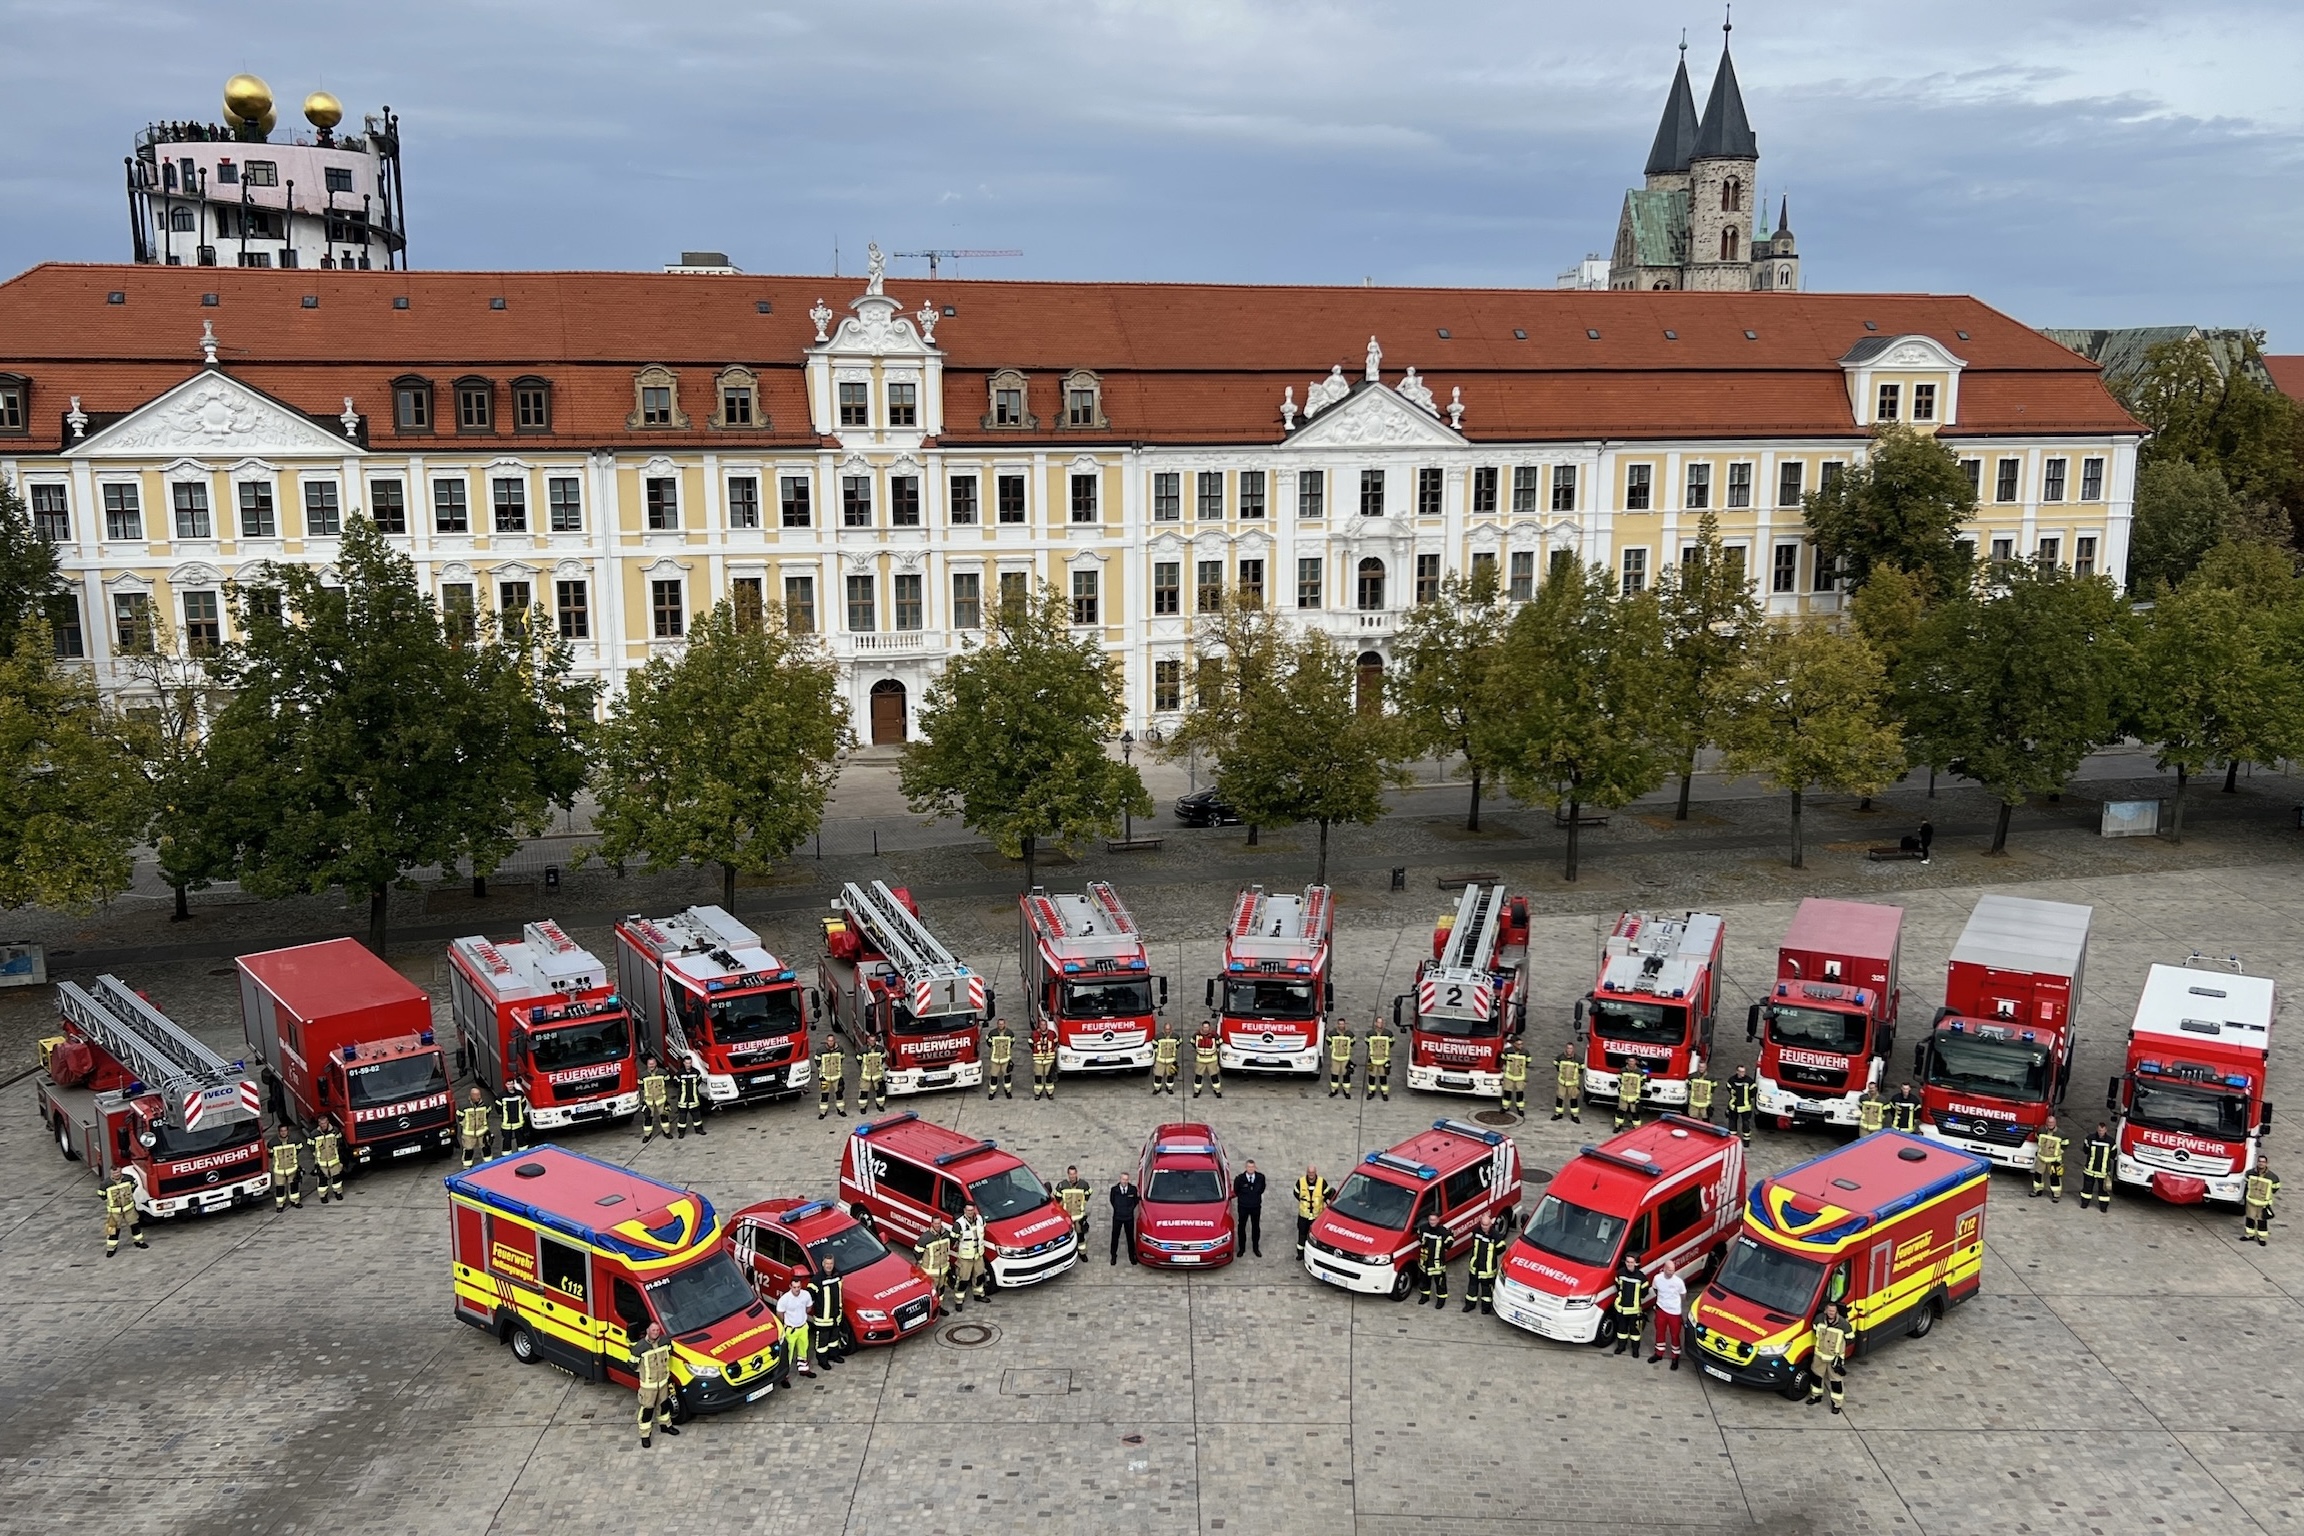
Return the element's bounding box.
[1173,788,1242,827]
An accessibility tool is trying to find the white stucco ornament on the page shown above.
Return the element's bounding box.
[915,304,940,344]
[1448,387,1465,429]
[810,300,833,343]
[866,243,886,295]
[1365,335,1383,382]
[200,319,219,366]
[67,398,88,439]
[1397,368,1435,414]
[1304,366,1350,418]
[340,397,361,440]
[1280,386,1298,432]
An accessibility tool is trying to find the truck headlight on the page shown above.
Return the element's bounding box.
[856,1309,889,1323]
[686,1361,723,1380]
[1752,1342,1788,1359]
[1564,1295,1596,1309]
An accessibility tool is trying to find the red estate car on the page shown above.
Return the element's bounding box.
[728,1197,940,1345]
[1134,1122,1237,1268]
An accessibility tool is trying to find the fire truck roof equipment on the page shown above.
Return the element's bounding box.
[61,975,259,1131]
[1594,911,1723,1001]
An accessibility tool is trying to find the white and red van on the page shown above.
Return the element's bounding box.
[1302,1119,1522,1298]
[838,1110,1079,1288]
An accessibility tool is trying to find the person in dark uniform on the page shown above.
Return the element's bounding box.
[810,1253,849,1370]
[496,1087,528,1154]
[1917,819,1935,863]
[1609,1251,1649,1356]
[1233,1160,1268,1258]
[673,1064,707,1138]
[1887,1083,1923,1133]
[2081,1123,2116,1211]
[1465,1208,1512,1314]
[1414,1206,1451,1309]
[1109,1174,1141,1266]
[1726,1067,1757,1144]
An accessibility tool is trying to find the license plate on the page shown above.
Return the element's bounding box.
[1172,1254,1201,1264]
[923,1073,952,1085]
[1703,1365,1731,1382]
[746,1383,775,1402]
[392,1142,424,1158]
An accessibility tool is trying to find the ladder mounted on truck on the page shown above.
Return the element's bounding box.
[842,881,985,1017]
[1441,883,1507,972]
[61,976,260,1131]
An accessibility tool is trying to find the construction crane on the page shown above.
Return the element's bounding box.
[892,248,1023,278]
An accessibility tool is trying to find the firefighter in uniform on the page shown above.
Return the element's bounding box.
[1364,1025,1392,1102]
[633,1323,678,1446]
[2081,1123,2116,1211]
[1887,1082,1923,1134]
[637,1055,672,1144]
[458,1086,491,1168]
[1327,1026,1355,1097]
[496,1086,528,1155]
[2032,1116,2067,1201]
[858,1043,887,1113]
[1499,1041,1530,1116]
[918,1220,954,1311]
[1152,1026,1181,1095]
[1465,1208,1511,1314]
[1609,1252,1650,1356]
[816,1036,846,1119]
[1687,1069,1717,1125]
[310,1125,345,1204]
[1615,1062,1647,1131]
[1554,1045,1583,1123]
[1055,1166,1092,1248]
[1030,1026,1058,1101]
[1726,1067,1757,1144]
[269,1126,303,1211]
[1193,1022,1222,1099]
[1808,1303,1851,1413]
[1414,1207,1451,1308]
[986,1019,1016,1101]
[952,1203,991,1306]
[811,1254,849,1369]
[1858,1088,1888,1136]
[102,1167,145,1254]
[674,1064,707,1138]
[1294,1165,1333,1260]
[2244,1161,2280,1246]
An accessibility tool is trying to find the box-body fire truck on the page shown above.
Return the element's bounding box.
[238,938,454,1168]
[818,881,985,1095]
[449,921,639,1132]
[1393,882,1530,1096]
[1748,899,1903,1129]
[615,905,811,1106]
[1916,895,2092,1171]
[1019,883,1166,1072]
[1206,884,1333,1075]
[1577,910,1726,1110]
[2109,962,2278,1205]
[37,975,270,1218]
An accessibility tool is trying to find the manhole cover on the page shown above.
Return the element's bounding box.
[1473,1109,1519,1127]
[1522,1167,1556,1184]
[939,1321,1000,1349]
[1000,1368,1072,1397]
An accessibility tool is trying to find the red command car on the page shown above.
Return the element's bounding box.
[727,1196,940,1345]
[1134,1122,1236,1268]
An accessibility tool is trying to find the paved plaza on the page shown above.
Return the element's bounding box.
[3,770,2303,1535]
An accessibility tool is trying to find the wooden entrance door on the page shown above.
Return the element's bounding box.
[869,680,907,745]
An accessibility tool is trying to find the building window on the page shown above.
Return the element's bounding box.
[998,571,1029,623]
[1196,471,1224,521]
[114,592,154,654]
[1238,558,1265,608]
[731,578,764,633]
[841,476,872,527]
[1299,469,1326,519]
[173,482,213,539]
[894,573,925,631]
[0,380,23,432]
[1415,553,1441,605]
[780,476,811,528]
[1069,473,1099,523]
[784,575,816,633]
[304,481,341,537]
[244,160,279,187]
[1624,464,1652,511]
[997,475,1026,524]
[1821,462,1846,494]
[641,386,673,427]
[2081,458,2105,501]
[1239,470,1267,520]
[952,572,982,629]
[1471,466,1499,515]
[428,479,468,535]
[1416,467,1443,518]
[456,381,493,432]
[1551,464,1577,512]
[1620,548,1647,595]
[546,477,581,533]
[498,581,533,640]
[887,382,917,427]
[555,579,590,639]
[1154,659,1182,713]
[891,475,922,527]
[650,580,684,638]
[492,478,527,534]
[394,380,431,432]
[994,387,1023,427]
[1995,458,2021,503]
[1812,547,1838,592]
[48,594,83,658]
[1470,551,1497,590]
[2043,458,2067,503]
[323,165,352,194]
[441,584,476,644]
[1070,570,1099,626]
[1356,558,1386,611]
[1778,461,1804,508]
[1063,375,1103,429]
[102,484,143,542]
[180,590,221,655]
[1961,459,1982,497]
[1297,557,1323,610]
[949,474,979,525]
[1912,383,1937,422]
[1990,537,2014,568]
[1153,473,1181,523]
[1684,463,1711,510]
[845,574,875,632]
[1195,560,1224,614]
[515,381,552,431]
[1726,462,1752,509]
[1359,469,1385,517]
[718,382,754,428]
[727,476,761,530]
[1511,466,1539,515]
[368,479,404,536]
[2037,536,2061,567]
[646,477,680,530]
[1876,383,1901,422]
[1153,562,1181,616]
[2075,536,2098,577]
[1508,550,1535,601]
[29,485,69,542]
[238,482,276,538]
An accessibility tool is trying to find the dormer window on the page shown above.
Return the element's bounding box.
[626,366,689,430]
[391,375,433,433]
[838,382,869,428]
[454,377,494,433]
[512,377,552,432]
[712,367,760,430]
[1876,383,1901,422]
[995,388,1023,426]
[983,368,1037,430]
[0,374,25,434]
[1912,383,1937,422]
[887,382,917,428]
[1060,370,1107,430]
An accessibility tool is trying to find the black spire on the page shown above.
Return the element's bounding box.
[1774,195,1791,235]
[1691,15,1758,160]
[1642,43,1700,176]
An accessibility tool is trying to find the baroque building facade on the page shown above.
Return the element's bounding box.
[0,255,2139,742]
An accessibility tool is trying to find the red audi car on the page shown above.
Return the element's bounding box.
[1134,1122,1237,1268]
[727,1196,939,1346]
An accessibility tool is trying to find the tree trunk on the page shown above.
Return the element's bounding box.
[2224,759,2240,793]
[368,884,389,955]
[1317,819,1331,884]
[1790,788,1805,869]
[1676,765,1693,821]
[1247,823,1259,848]
[1928,766,1936,799]
[1564,799,1581,883]
[171,882,189,922]
[1989,799,2013,855]
[2171,762,2188,845]
[472,873,487,899]
[1857,796,1872,812]
[723,861,738,909]
[1022,834,1037,891]
[1467,767,1483,833]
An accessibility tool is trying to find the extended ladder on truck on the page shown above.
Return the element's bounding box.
[1443,883,1503,971]
[842,881,985,1015]
[61,976,260,1129]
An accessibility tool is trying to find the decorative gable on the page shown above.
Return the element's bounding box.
[1841,334,1966,428]
[67,370,363,460]
[1282,380,1465,450]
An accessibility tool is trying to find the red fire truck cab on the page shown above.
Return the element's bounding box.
[449,922,639,1132]
[839,1111,1081,1288]
[1916,895,2092,1171]
[1019,883,1166,1073]
[1749,899,1903,1130]
[1577,911,1725,1111]
[819,881,986,1096]
[615,906,812,1106]
[1303,1119,1523,1297]
[2109,962,2278,1205]
[728,1196,940,1345]
[1393,883,1530,1096]
[1206,885,1333,1075]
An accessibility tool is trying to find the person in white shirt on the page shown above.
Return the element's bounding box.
[1650,1258,1688,1370]
[777,1276,815,1377]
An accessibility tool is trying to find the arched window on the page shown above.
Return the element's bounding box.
[1356,558,1386,611]
[1722,178,1741,212]
[1651,279,1672,290]
[1720,228,1739,262]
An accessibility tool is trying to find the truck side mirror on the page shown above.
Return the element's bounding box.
[810,987,822,1015]
[1325,981,1335,1011]
[1159,976,1168,1007]
[1573,998,1590,1036]
[1912,1041,1927,1077]
[2261,1100,2275,1129]
[984,989,997,1021]
[1204,979,1214,1009]
[1745,1003,1762,1043]
[1391,994,1404,1029]
[116,1127,133,1161]
[2105,1076,2120,1113]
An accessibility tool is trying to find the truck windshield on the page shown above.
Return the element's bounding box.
[1520,1193,1628,1268]
[2130,1079,2252,1140]
[1420,1010,1501,1039]
[345,1052,448,1110]
[890,1004,978,1038]
[1925,1030,2052,1103]
[1064,979,1152,1019]
[645,1250,757,1336]
[708,988,801,1045]
[1711,1233,1824,1319]
[966,1166,1053,1222]
[529,1015,631,1072]
[1327,1171,1417,1231]
[1147,1167,1225,1204]
[1590,998,1689,1046]
[807,1223,892,1277]
[1767,1006,1867,1055]
[149,1116,260,1160]
[1222,978,1318,1019]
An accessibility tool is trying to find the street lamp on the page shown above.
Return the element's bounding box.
[1120,730,1135,842]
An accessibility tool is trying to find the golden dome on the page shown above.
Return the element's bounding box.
[257,109,277,137]
[223,73,274,124]
[303,90,343,129]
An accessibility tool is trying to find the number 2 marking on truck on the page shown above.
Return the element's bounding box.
[1445,985,1464,1008]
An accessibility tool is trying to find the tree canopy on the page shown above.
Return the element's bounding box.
[0,625,150,911]
[2128,459,2243,593]
[0,480,66,660]
[1802,424,1979,598]
[2117,333,2302,530]
[2127,571,2304,838]
[1712,622,1905,868]
[1214,629,1398,882]
[1655,511,1765,819]
[1391,565,1509,829]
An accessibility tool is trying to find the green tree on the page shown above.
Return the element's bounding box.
[2127,460,2240,592]
[0,625,150,910]
[2126,580,2301,841]
[1656,512,1764,819]
[588,601,847,909]
[2119,333,2303,523]
[1392,565,1509,830]
[1712,623,1906,868]
[1898,561,2133,854]
[114,617,233,921]
[0,480,66,659]
[1477,562,1673,882]
[200,517,596,951]
[1850,564,1934,790]
[1158,595,1287,843]
[1214,630,1399,882]
[899,582,1150,888]
[1802,424,1979,597]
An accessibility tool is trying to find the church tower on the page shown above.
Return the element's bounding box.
[1683,22,1758,293]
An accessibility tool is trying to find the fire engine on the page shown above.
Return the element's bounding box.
[1205,884,1333,1075]
[37,975,270,1218]
[1748,899,1904,1129]
[818,880,987,1096]
[1576,910,1726,1110]
[615,905,812,1106]
[1392,882,1530,1096]
[448,921,639,1131]
[1019,883,1167,1072]
[1915,895,2092,1170]
[2109,961,2278,1205]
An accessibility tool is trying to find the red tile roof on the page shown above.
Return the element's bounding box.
[2263,355,2304,401]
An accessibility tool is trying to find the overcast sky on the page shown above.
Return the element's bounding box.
[6,0,2301,346]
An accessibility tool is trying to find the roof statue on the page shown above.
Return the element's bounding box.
[865,242,886,296]
[1365,335,1382,382]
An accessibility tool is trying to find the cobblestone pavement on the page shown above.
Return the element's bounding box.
[2,782,2302,1533]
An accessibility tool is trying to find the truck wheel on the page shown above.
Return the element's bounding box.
[507,1320,543,1365]
[56,1119,76,1161]
[1776,1377,1808,1402]
[1908,1297,1941,1339]
[1389,1268,1414,1301]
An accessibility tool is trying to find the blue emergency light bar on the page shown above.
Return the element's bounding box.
[783,1200,832,1222]
[933,1138,999,1167]
[1365,1151,1439,1180]
[854,1110,921,1135]
[1155,1142,1215,1157]
[1433,1118,1507,1146]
